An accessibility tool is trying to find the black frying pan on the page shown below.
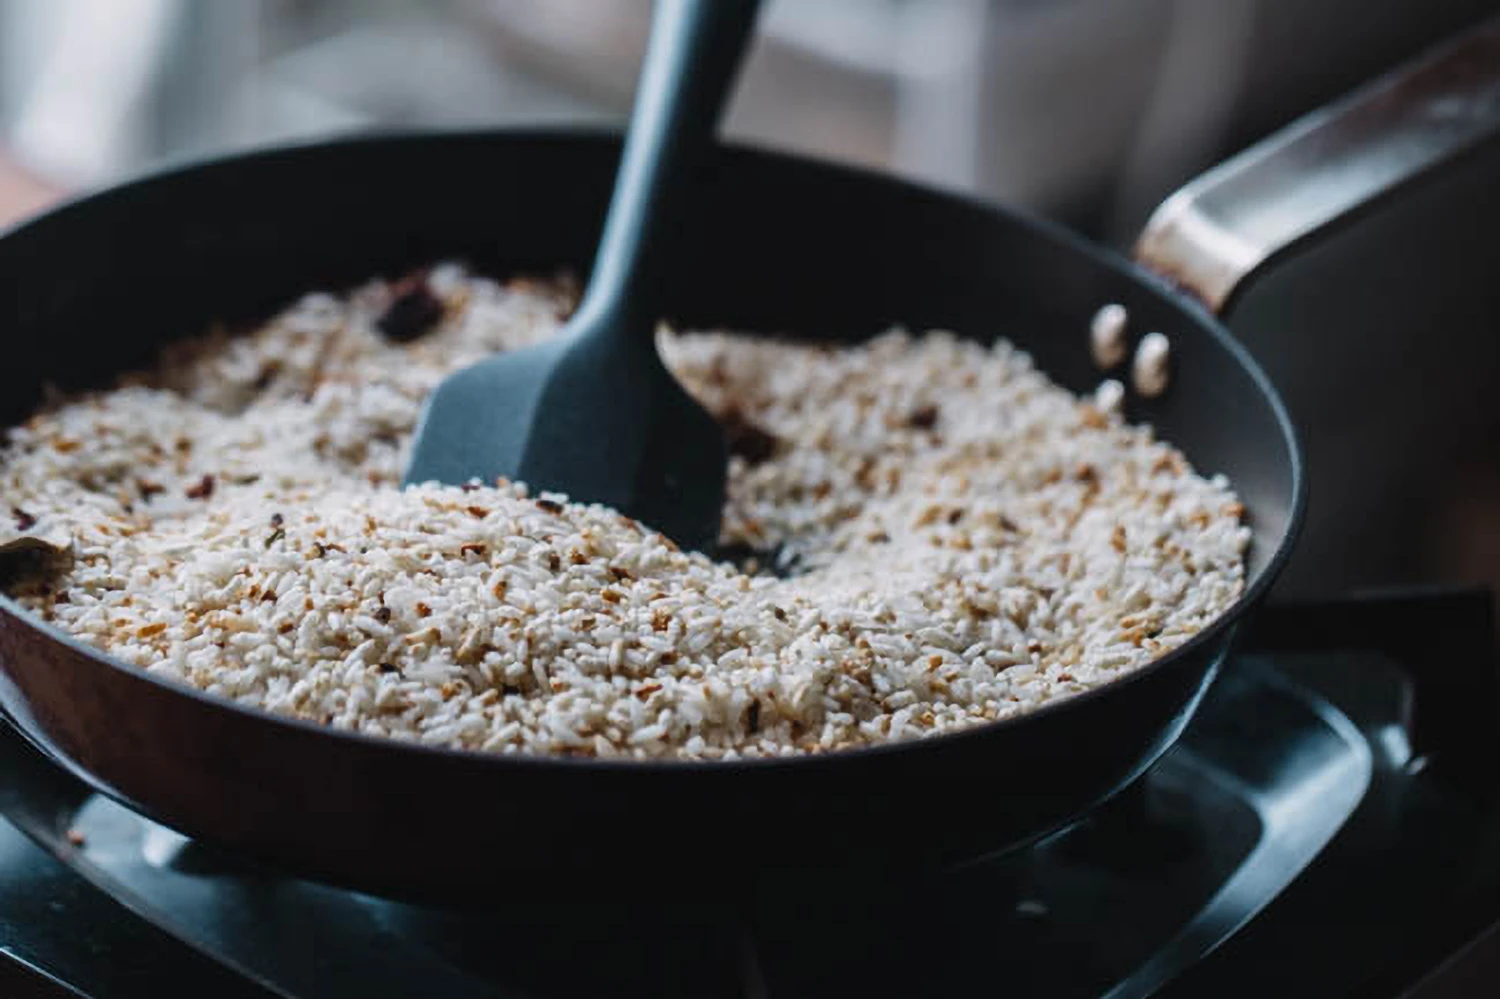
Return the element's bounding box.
[0,20,1492,906]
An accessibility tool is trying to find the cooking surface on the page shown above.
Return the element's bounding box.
[1,590,1495,998]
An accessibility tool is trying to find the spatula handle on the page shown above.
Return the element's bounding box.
[577,0,761,332]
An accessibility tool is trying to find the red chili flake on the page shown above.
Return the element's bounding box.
[635,683,663,700]
[609,566,633,582]
[466,506,489,519]
[719,405,779,466]
[459,543,488,559]
[66,829,86,847]
[415,602,432,618]
[375,272,445,342]
[260,589,278,603]
[907,404,939,430]
[11,507,37,531]
[536,499,564,515]
[185,475,215,500]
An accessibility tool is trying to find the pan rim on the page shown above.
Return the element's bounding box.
[0,124,1308,775]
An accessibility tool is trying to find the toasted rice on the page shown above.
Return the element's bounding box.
[0,264,1249,759]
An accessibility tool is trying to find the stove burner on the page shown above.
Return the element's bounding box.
[0,660,1371,999]
[0,590,1494,998]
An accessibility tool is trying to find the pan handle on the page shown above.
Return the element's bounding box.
[1133,16,1500,315]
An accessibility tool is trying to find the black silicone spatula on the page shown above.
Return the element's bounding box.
[403,0,760,552]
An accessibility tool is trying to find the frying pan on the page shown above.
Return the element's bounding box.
[0,20,1495,906]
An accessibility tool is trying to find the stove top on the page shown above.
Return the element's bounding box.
[1,591,1496,999]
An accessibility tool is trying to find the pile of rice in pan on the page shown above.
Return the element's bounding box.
[0,264,1248,759]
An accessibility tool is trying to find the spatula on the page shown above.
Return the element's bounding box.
[404,0,761,553]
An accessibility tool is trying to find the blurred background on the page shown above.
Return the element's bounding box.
[0,0,1497,607]
[0,0,1494,242]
